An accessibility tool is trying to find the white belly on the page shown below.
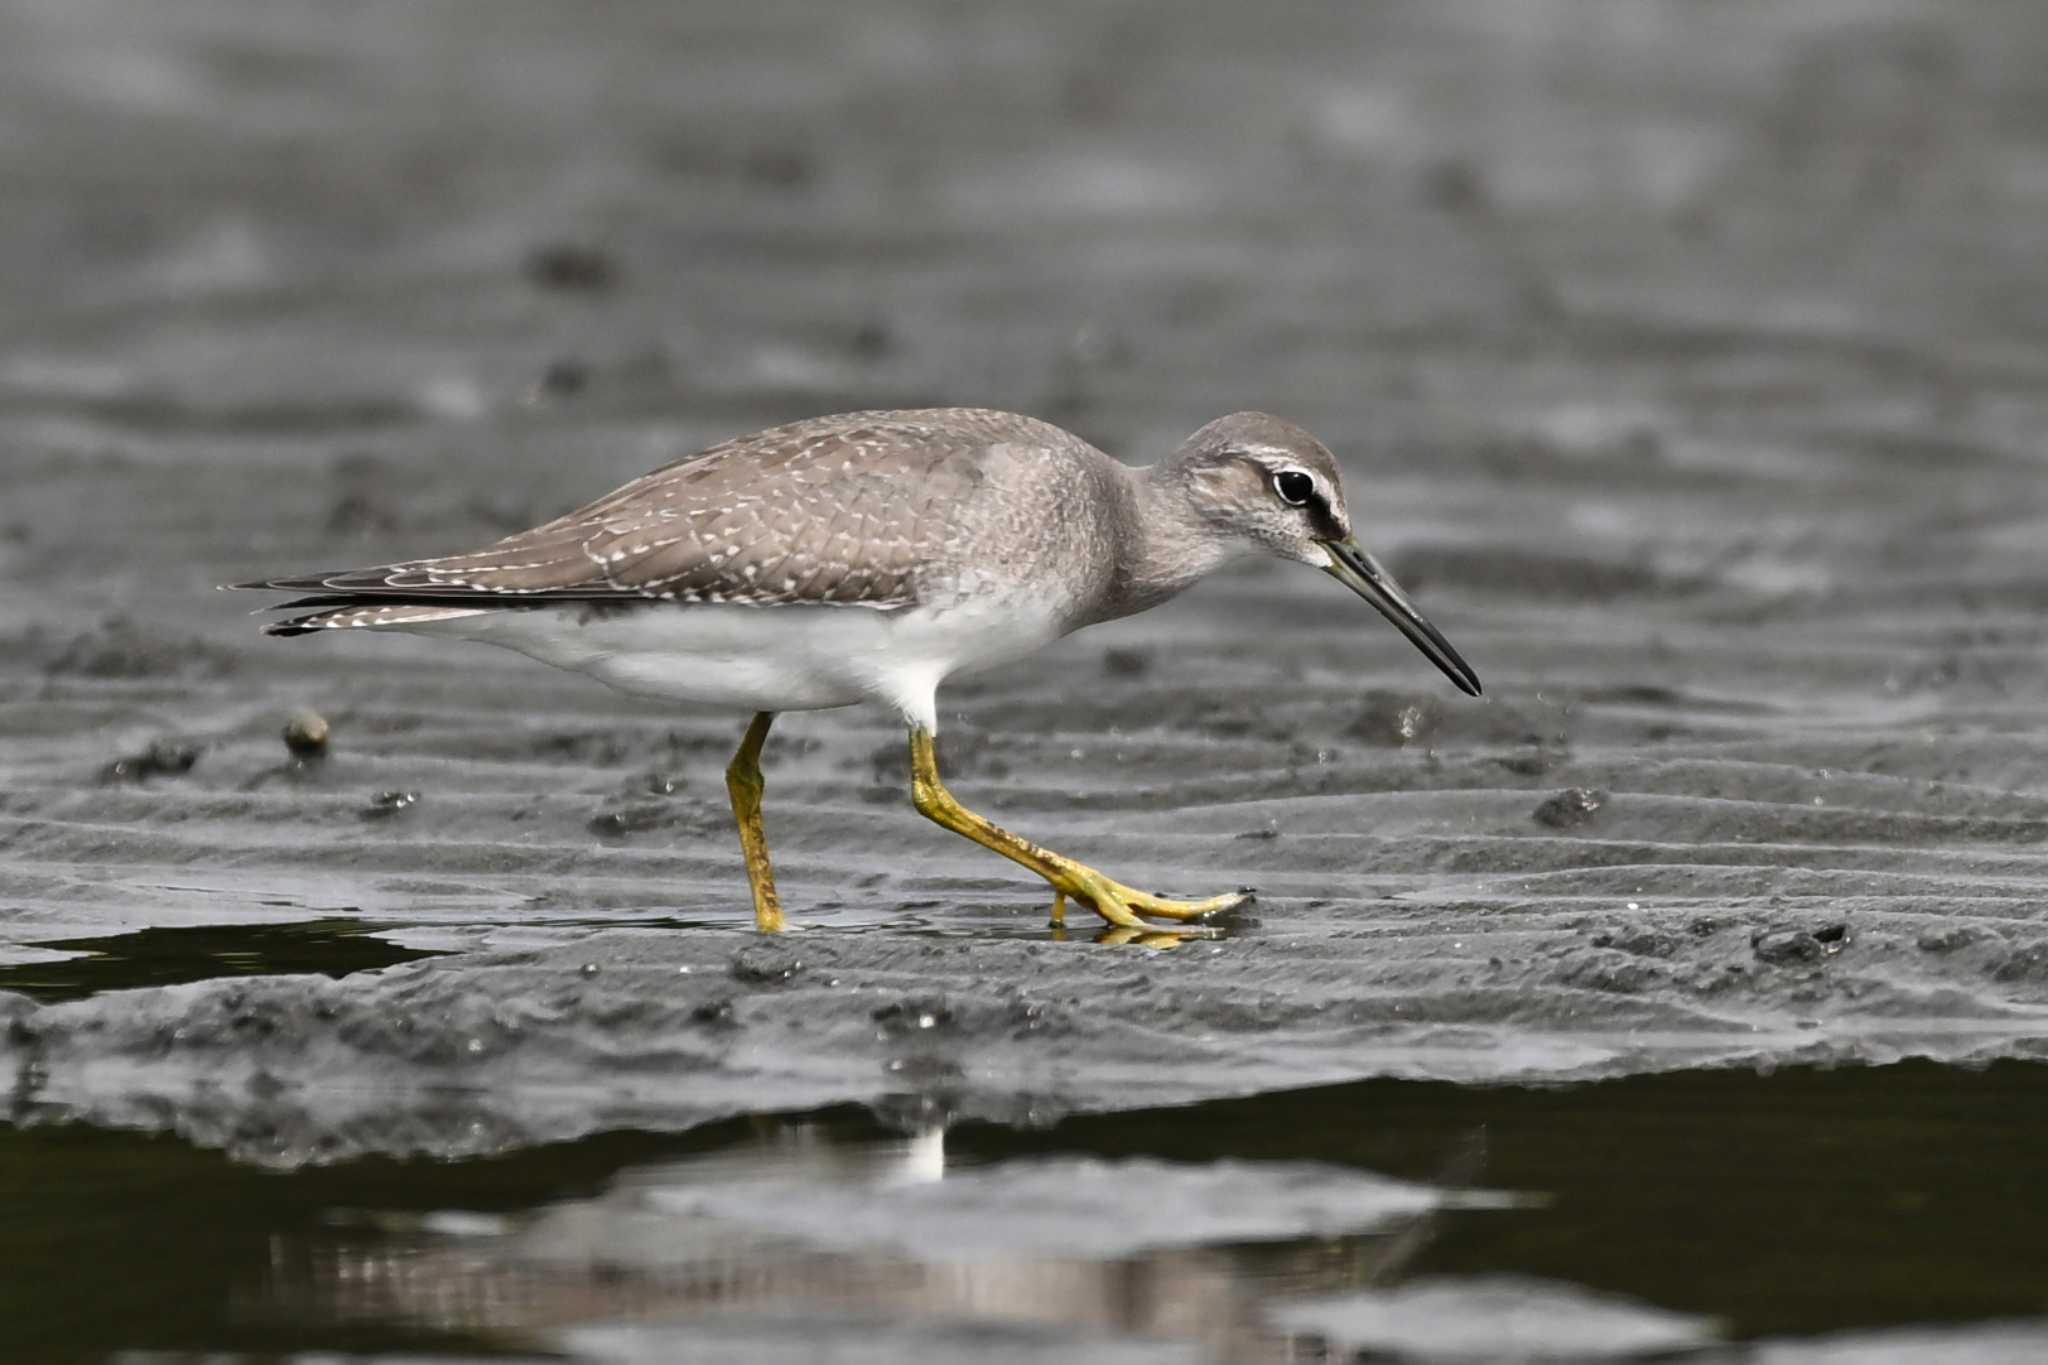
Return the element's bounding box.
[403,597,1067,730]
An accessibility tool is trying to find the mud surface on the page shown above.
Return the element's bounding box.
[5,0,2048,1359]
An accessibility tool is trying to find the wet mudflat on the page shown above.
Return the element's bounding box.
[6,0,2048,1359]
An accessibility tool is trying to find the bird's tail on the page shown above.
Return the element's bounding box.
[262,602,497,637]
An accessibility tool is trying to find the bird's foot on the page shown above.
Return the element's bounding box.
[1109,880,1252,923]
[1051,866,1251,933]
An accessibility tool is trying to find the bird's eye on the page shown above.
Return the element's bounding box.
[1274,469,1316,506]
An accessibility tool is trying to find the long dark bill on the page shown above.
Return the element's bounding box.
[1321,538,1482,697]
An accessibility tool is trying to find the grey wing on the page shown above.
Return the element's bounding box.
[235,411,1001,610]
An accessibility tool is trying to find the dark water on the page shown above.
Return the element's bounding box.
[0,919,441,1003]
[7,1060,2045,1363]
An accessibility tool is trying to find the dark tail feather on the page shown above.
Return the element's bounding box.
[257,601,502,636]
[265,616,334,638]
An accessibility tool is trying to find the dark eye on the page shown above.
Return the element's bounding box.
[1274,470,1315,506]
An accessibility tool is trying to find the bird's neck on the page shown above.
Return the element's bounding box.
[1094,463,1241,623]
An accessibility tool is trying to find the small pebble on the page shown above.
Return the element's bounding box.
[690,998,737,1027]
[283,710,330,759]
[1917,925,1979,953]
[1751,928,1824,965]
[1533,787,1606,828]
[731,942,803,985]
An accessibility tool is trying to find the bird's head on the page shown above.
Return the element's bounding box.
[1168,411,1482,697]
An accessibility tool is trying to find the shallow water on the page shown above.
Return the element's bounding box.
[8,0,2048,1359]
[10,1061,2048,1362]
[0,918,442,1002]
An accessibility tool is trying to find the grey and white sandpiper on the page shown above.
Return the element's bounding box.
[234,408,1481,935]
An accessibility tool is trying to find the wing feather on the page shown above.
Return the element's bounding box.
[232,408,1057,611]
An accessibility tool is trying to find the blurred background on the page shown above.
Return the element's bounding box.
[8,0,2048,646]
[5,2,2048,1361]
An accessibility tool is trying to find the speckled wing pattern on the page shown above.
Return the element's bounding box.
[243,409,1060,620]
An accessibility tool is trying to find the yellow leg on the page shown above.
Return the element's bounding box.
[908,728,1249,931]
[725,711,785,933]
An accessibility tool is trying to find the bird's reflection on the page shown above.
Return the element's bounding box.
[260,1118,1506,1360]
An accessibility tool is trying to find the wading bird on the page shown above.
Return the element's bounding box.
[236,409,1480,933]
